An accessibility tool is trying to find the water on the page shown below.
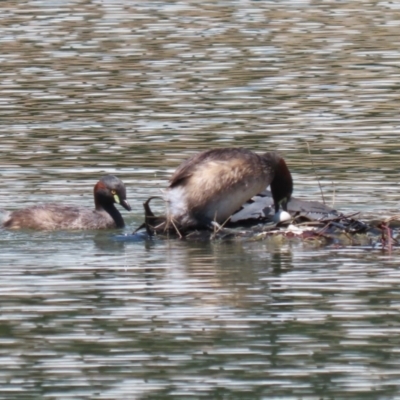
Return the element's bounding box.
[1,0,400,398]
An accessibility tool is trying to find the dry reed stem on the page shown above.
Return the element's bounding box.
[306,141,326,206]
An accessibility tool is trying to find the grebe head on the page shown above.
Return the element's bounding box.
[94,175,131,212]
[262,152,293,213]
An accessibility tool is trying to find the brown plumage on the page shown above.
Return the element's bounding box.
[164,148,293,231]
[2,175,131,231]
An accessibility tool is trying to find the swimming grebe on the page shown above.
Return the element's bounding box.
[2,175,131,230]
[164,148,293,231]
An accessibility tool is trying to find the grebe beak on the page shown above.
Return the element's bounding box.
[275,196,290,213]
[120,199,131,211]
[280,197,289,212]
[113,192,131,211]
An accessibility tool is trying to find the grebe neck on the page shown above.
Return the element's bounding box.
[99,203,125,228]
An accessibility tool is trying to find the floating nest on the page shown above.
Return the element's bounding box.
[120,191,399,250]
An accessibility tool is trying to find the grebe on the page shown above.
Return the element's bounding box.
[2,175,131,230]
[165,148,293,231]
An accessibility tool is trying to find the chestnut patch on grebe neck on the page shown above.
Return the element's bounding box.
[94,180,107,191]
[93,180,108,209]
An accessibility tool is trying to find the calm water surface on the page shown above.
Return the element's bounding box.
[1,0,400,398]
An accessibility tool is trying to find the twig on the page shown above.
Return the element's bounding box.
[210,215,233,240]
[169,217,183,239]
[306,142,326,205]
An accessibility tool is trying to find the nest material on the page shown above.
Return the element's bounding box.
[135,195,382,247]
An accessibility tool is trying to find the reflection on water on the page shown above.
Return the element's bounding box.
[2,234,400,398]
[2,0,400,398]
